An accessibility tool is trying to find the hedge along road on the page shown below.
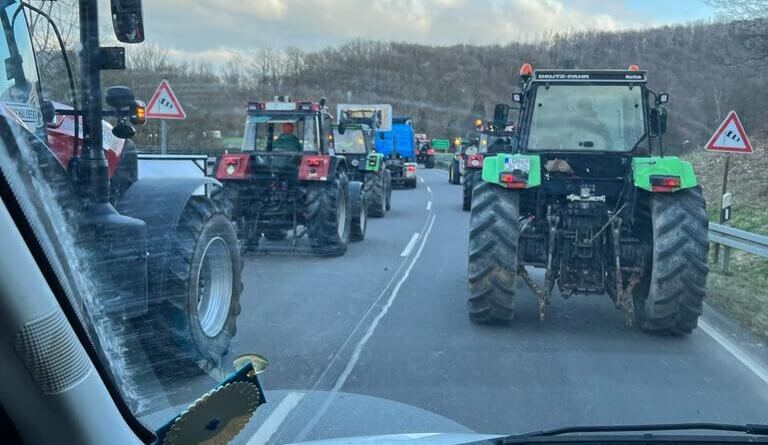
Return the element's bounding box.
[143,168,768,444]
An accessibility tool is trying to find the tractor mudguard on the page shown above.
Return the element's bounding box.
[481,153,542,188]
[632,156,697,192]
[116,176,222,300]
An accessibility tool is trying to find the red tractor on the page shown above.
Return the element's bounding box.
[0,0,242,409]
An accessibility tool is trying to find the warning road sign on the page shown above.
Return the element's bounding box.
[146,79,186,120]
[705,110,753,154]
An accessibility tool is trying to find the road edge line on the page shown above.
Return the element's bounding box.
[247,391,305,444]
[293,214,437,442]
[699,319,768,385]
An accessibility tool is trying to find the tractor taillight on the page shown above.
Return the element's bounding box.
[499,172,526,189]
[650,175,681,192]
[467,153,484,168]
[215,153,250,180]
[299,155,330,181]
[406,165,416,172]
[426,149,435,155]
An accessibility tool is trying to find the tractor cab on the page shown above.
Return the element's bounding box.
[216,97,338,183]
[332,123,380,180]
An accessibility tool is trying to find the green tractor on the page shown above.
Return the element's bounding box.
[333,122,392,217]
[462,124,516,211]
[467,64,708,335]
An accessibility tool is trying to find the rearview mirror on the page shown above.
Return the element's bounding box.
[493,103,509,128]
[511,93,522,103]
[111,0,145,43]
[650,106,667,136]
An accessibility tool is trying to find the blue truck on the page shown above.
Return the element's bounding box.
[375,116,418,188]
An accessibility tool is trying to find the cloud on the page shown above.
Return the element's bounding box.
[136,0,667,62]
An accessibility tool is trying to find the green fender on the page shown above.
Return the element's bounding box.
[481,153,542,188]
[632,156,698,191]
[364,153,384,172]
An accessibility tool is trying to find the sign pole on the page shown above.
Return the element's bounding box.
[713,154,730,264]
[161,120,168,154]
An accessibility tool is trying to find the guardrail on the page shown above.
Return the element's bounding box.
[709,223,768,273]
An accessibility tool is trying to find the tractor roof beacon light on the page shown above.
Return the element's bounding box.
[628,64,640,71]
[520,63,533,79]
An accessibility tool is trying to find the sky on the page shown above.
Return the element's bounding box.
[137,0,718,62]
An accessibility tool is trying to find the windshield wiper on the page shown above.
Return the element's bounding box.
[502,423,768,441]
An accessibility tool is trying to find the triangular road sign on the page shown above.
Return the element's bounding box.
[705,110,753,154]
[146,79,186,120]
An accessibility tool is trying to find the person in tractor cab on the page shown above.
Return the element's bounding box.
[273,122,302,151]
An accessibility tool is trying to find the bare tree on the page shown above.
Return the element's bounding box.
[704,0,768,62]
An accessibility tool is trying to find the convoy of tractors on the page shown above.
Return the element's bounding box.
[0,0,710,414]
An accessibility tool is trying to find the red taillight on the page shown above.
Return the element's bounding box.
[299,155,330,181]
[215,153,250,180]
[499,172,526,189]
[467,153,484,168]
[650,175,681,192]
[407,165,416,172]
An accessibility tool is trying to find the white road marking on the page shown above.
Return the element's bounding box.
[426,186,432,193]
[247,391,305,445]
[699,319,768,385]
[400,232,420,257]
[426,201,432,211]
[419,177,425,183]
[294,214,437,441]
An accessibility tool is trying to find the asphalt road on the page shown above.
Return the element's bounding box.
[142,168,768,444]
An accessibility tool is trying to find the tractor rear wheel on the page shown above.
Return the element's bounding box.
[467,182,519,323]
[462,169,478,211]
[384,170,392,211]
[158,197,243,373]
[449,161,461,185]
[349,180,367,242]
[364,172,387,217]
[638,187,709,335]
[306,171,352,256]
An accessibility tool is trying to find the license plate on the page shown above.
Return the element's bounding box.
[505,157,529,172]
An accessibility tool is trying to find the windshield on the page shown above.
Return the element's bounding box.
[527,84,645,151]
[333,127,367,153]
[0,1,41,129]
[241,114,317,152]
[3,1,768,445]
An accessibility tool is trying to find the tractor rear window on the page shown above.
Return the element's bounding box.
[333,128,367,154]
[241,115,318,152]
[527,84,645,152]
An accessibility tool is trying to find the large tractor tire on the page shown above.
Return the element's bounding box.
[349,180,367,242]
[467,182,519,323]
[157,196,243,373]
[638,187,709,335]
[306,171,352,257]
[384,170,392,211]
[364,172,387,217]
[462,169,479,211]
[425,156,435,169]
[449,161,461,185]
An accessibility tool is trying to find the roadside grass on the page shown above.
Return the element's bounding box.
[684,135,768,339]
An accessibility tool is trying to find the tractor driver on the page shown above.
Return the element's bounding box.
[273,122,302,151]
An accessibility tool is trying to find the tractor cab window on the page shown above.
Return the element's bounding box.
[527,84,645,152]
[0,1,43,129]
[241,114,319,152]
[333,127,368,154]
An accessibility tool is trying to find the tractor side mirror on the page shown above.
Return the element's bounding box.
[511,93,522,103]
[493,103,509,128]
[650,106,667,136]
[106,86,145,138]
[110,0,145,43]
